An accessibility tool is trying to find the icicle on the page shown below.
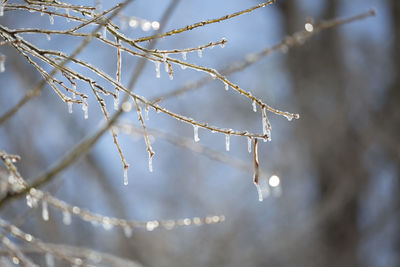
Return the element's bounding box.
[181,52,187,60]
[225,134,230,151]
[193,125,200,142]
[164,61,169,73]
[162,53,167,62]
[68,102,73,114]
[169,72,173,80]
[82,98,88,119]
[123,166,128,185]
[65,8,70,22]
[224,82,229,91]
[247,137,252,153]
[0,60,5,73]
[0,3,3,17]
[40,5,45,16]
[154,61,161,78]
[148,155,153,172]
[123,225,132,238]
[46,34,51,41]
[102,27,107,39]
[255,176,270,202]
[49,14,54,25]
[197,49,203,58]
[45,253,55,267]
[114,90,119,110]
[42,200,49,221]
[145,105,149,120]
[62,210,72,225]
[252,100,257,112]
[261,108,271,142]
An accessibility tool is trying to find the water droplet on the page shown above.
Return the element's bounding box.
[252,101,257,112]
[82,98,88,119]
[247,137,252,153]
[49,14,54,25]
[224,82,229,91]
[181,52,187,60]
[141,21,152,31]
[193,125,200,142]
[197,49,203,58]
[305,23,314,32]
[114,90,119,110]
[148,155,153,172]
[129,19,138,28]
[151,21,160,30]
[123,166,128,185]
[62,210,72,225]
[209,72,216,79]
[123,225,132,237]
[146,221,159,231]
[225,134,230,151]
[42,200,49,221]
[154,61,161,78]
[180,64,187,70]
[269,175,280,187]
[102,217,113,230]
[284,115,293,121]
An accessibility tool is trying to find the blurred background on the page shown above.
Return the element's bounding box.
[0,0,398,266]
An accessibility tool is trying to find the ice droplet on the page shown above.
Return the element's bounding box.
[209,72,216,79]
[305,23,314,32]
[154,61,161,78]
[42,200,49,221]
[193,125,200,142]
[123,166,128,185]
[148,155,153,172]
[46,34,51,41]
[62,210,72,225]
[252,101,257,112]
[224,82,229,91]
[181,52,187,60]
[49,14,54,25]
[82,98,88,119]
[197,49,203,58]
[247,137,252,153]
[123,225,132,237]
[45,253,55,267]
[225,134,230,151]
[102,217,113,230]
[114,90,119,110]
[180,64,187,70]
[68,101,73,114]
[220,38,227,48]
